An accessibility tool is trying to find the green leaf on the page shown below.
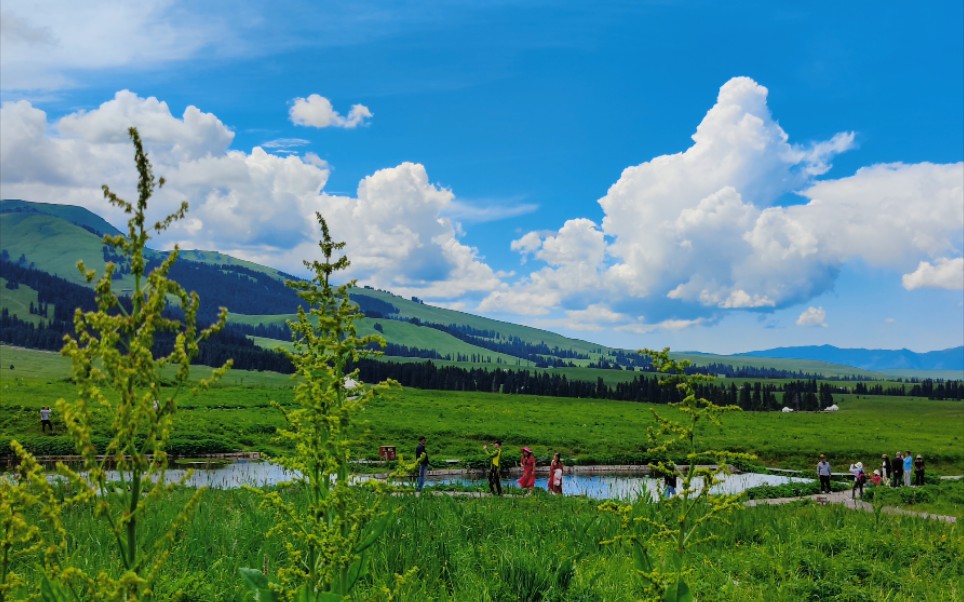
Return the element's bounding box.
[40,577,73,602]
[356,511,391,553]
[344,557,369,592]
[239,567,277,602]
[554,557,576,590]
[663,578,693,602]
[632,540,654,574]
[292,586,315,602]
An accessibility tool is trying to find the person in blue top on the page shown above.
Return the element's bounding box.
[903,451,913,487]
[663,465,677,499]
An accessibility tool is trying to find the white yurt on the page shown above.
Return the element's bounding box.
[781,407,794,413]
[824,404,840,412]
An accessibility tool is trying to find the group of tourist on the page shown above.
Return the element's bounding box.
[817,451,927,499]
[413,437,565,496]
[880,451,927,488]
[481,440,565,496]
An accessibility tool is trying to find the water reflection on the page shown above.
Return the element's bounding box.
[86,462,809,499]
[64,460,300,490]
[432,472,810,500]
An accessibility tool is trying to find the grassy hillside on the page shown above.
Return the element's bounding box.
[249,318,535,367]
[1,199,122,237]
[351,287,609,358]
[0,278,45,326]
[0,212,117,286]
[673,352,886,379]
[177,249,296,282]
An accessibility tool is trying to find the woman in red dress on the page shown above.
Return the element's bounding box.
[516,447,536,493]
[548,452,564,495]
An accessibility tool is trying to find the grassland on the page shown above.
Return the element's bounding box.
[6,486,961,601]
[3,343,962,601]
[4,345,962,474]
[0,211,126,288]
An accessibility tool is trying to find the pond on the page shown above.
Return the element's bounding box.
[428,472,811,500]
[84,461,810,499]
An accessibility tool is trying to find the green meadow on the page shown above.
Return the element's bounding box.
[2,344,963,601]
[6,486,962,601]
[3,345,963,473]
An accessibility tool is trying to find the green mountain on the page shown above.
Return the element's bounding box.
[0,198,905,379]
[0,199,617,369]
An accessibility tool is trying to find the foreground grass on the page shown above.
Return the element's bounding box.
[7,485,961,601]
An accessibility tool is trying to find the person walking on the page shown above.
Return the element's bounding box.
[548,452,564,495]
[516,447,536,494]
[663,464,678,499]
[415,436,429,493]
[483,440,503,496]
[913,455,926,486]
[817,454,832,494]
[902,451,913,487]
[40,406,52,433]
[892,451,903,487]
[850,462,866,500]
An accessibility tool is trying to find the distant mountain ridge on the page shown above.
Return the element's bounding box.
[1,199,123,238]
[735,345,964,371]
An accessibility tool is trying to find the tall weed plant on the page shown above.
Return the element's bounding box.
[602,348,754,601]
[1,127,231,600]
[242,214,402,601]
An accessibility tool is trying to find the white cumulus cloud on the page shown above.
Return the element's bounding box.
[482,76,963,336]
[902,257,964,290]
[0,92,502,301]
[796,306,828,328]
[315,162,504,297]
[479,218,605,315]
[289,94,372,129]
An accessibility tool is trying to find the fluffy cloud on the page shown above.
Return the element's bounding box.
[480,218,605,315]
[289,94,372,129]
[0,92,501,299]
[484,77,963,334]
[316,163,504,297]
[796,306,827,328]
[902,258,964,290]
[0,91,326,251]
[0,0,232,92]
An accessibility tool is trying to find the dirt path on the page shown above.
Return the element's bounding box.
[744,489,958,523]
[404,489,958,523]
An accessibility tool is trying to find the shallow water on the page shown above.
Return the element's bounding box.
[83,461,810,499]
[431,472,811,500]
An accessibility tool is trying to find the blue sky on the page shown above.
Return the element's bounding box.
[1,1,962,354]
